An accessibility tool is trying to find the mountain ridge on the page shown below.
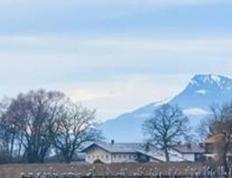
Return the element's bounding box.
[100,74,232,142]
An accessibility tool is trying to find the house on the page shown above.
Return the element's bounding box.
[204,134,219,160]
[204,134,232,161]
[82,141,205,164]
[81,141,162,164]
[146,144,205,162]
[171,144,205,162]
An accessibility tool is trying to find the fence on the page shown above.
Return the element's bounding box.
[20,175,232,178]
[20,167,232,178]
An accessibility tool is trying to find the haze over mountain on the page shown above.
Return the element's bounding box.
[100,74,232,142]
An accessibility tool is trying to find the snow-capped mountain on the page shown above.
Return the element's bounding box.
[171,74,232,109]
[100,74,232,142]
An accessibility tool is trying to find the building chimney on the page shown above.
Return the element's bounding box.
[145,142,150,152]
[111,140,115,145]
[187,143,191,149]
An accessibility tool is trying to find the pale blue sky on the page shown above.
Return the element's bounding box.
[1,0,232,120]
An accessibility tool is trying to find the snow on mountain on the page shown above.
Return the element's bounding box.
[183,108,209,116]
[100,74,232,142]
[170,74,232,109]
[195,90,206,95]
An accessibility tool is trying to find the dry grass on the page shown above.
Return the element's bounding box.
[0,162,206,178]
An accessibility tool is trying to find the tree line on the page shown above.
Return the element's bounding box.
[0,89,102,164]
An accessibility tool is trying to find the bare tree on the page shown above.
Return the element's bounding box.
[4,89,65,163]
[142,104,189,162]
[49,102,102,163]
[0,89,102,164]
[205,103,232,173]
[0,97,19,163]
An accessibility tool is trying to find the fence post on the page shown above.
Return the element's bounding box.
[158,171,162,178]
[20,172,25,178]
[92,166,96,178]
[28,172,34,178]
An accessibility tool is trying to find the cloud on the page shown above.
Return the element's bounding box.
[0,34,232,120]
[66,74,191,121]
[80,37,232,53]
[0,0,230,36]
[0,0,231,121]
[0,35,232,79]
[1,0,230,6]
[69,89,113,102]
[1,35,232,53]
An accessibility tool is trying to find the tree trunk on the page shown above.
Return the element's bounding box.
[223,143,230,175]
[64,156,72,164]
[62,149,72,163]
[164,148,170,162]
[18,139,22,161]
[10,134,15,162]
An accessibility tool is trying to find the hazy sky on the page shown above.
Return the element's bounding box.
[1,0,232,120]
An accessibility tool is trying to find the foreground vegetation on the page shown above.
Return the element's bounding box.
[0,162,206,178]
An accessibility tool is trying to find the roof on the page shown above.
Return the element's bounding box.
[205,134,224,144]
[81,142,163,161]
[173,144,205,154]
[82,142,157,153]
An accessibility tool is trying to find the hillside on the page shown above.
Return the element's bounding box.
[100,74,232,142]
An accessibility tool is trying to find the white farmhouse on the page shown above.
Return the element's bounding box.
[82,141,205,164]
[82,141,161,164]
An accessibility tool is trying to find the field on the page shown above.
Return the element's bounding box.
[0,162,207,178]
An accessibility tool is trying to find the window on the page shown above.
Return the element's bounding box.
[106,155,109,160]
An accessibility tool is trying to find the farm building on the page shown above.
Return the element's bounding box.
[81,141,205,164]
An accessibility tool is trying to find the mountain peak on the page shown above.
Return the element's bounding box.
[170,74,232,109]
[101,74,232,142]
[192,74,221,82]
[189,74,232,90]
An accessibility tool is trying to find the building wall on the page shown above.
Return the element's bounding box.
[85,145,199,164]
[85,147,112,164]
[85,146,139,164]
[182,153,195,161]
[169,149,196,162]
[168,149,185,162]
[111,153,138,163]
[205,143,216,154]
